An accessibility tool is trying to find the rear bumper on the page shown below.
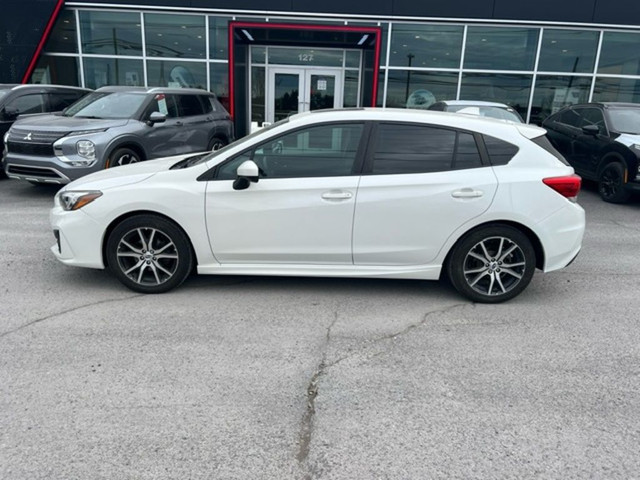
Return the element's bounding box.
[536,202,585,272]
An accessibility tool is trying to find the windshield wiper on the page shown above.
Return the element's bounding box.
[74,115,103,119]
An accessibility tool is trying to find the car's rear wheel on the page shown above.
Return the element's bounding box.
[447,225,536,303]
[598,162,631,203]
[106,215,193,293]
[107,147,142,168]
[208,137,227,151]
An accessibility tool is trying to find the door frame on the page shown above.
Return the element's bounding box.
[266,66,344,124]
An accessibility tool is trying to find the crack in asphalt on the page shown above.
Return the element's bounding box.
[0,294,143,339]
[296,311,339,477]
[325,302,470,370]
[295,302,470,479]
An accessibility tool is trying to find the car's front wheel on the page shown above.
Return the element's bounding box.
[598,161,631,203]
[447,225,536,303]
[106,215,193,293]
[107,147,142,168]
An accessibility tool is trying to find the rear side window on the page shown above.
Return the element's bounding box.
[532,136,569,165]
[482,135,519,166]
[6,94,46,115]
[176,94,204,117]
[370,123,483,175]
[200,95,214,113]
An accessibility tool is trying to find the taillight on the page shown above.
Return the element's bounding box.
[543,175,582,201]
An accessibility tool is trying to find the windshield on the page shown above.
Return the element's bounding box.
[607,108,640,134]
[63,92,148,119]
[172,118,291,169]
[450,105,523,123]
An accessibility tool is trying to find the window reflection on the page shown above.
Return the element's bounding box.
[465,27,538,71]
[144,13,205,59]
[598,31,640,75]
[46,10,78,53]
[460,73,532,119]
[210,63,230,111]
[593,77,640,103]
[209,16,232,60]
[385,71,458,109]
[30,56,80,86]
[83,58,144,89]
[538,29,598,73]
[80,11,142,55]
[389,24,463,69]
[147,61,207,89]
[530,76,591,125]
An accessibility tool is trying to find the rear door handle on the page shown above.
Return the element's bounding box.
[322,191,353,200]
[452,188,484,199]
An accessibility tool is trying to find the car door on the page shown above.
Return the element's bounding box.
[571,107,609,177]
[205,122,365,264]
[352,122,498,265]
[174,94,210,152]
[141,93,188,158]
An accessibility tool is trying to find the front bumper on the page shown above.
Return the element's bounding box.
[50,205,106,269]
[6,154,103,184]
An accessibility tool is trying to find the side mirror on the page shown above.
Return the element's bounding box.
[147,111,167,125]
[233,160,260,190]
[582,124,600,136]
[2,107,19,121]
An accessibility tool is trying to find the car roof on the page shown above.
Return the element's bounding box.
[0,84,90,92]
[288,107,544,138]
[565,102,640,110]
[95,86,215,96]
[437,100,513,108]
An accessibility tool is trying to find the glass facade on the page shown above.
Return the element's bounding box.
[32,7,640,127]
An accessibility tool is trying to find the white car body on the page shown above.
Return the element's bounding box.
[50,108,585,302]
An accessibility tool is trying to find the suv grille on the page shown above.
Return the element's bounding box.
[7,129,68,157]
[6,165,63,179]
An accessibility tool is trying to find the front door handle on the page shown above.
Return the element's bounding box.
[322,191,353,200]
[452,188,484,199]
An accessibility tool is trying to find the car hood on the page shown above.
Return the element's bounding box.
[12,114,131,131]
[613,133,640,147]
[62,153,204,191]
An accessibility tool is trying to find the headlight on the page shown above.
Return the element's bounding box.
[77,140,96,160]
[56,190,103,211]
[66,129,107,137]
[3,131,8,144]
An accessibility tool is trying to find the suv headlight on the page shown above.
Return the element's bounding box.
[55,190,103,211]
[3,131,8,145]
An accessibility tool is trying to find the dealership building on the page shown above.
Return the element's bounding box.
[2,0,640,136]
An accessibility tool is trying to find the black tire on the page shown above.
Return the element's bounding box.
[107,147,142,168]
[208,137,227,151]
[106,215,193,294]
[598,162,631,204]
[446,225,536,303]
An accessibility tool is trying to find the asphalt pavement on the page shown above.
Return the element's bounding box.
[0,178,639,479]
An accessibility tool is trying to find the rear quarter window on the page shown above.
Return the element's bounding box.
[482,135,519,166]
[532,135,569,165]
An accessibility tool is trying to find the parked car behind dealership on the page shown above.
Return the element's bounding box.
[1,84,90,176]
[3,86,233,185]
[543,102,640,203]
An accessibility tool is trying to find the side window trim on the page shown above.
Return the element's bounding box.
[361,121,486,175]
[206,120,371,181]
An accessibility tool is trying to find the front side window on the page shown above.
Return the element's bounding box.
[370,123,482,175]
[217,123,364,180]
[579,108,607,134]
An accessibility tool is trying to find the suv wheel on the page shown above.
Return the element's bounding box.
[208,137,227,151]
[598,162,631,203]
[106,215,193,293]
[107,147,142,168]
[447,225,536,303]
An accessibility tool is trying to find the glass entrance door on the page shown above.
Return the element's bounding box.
[267,67,343,123]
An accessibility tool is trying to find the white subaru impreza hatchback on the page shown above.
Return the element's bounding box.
[50,108,585,303]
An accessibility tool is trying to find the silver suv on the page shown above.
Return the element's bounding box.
[3,86,233,184]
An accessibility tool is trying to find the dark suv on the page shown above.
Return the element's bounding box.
[1,84,90,175]
[543,102,640,203]
[4,86,233,185]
